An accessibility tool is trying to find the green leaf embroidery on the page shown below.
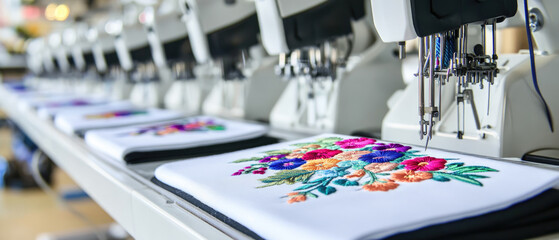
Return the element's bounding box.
[431,174,451,182]
[453,166,499,174]
[316,137,343,144]
[231,157,263,163]
[263,149,293,155]
[333,179,359,186]
[290,142,316,148]
[306,192,318,198]
[293,183,318,191]
[432,172,483,186]
[257,170,314,188]
[445,162,465,170]
[317,186,337,195]
[207,125,225,130]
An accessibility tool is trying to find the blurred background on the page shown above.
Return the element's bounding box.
[1,1,131,239]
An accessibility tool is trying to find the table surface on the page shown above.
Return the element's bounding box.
[2,85,558,240]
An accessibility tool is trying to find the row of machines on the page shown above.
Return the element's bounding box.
[11,0,559,238]
[25,0,559,163]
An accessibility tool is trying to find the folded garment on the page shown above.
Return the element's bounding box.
[54,105,183,136]
[153,134,559,240]
[85,116,272,164]
[16,93,79,111]
[36,97,112,120]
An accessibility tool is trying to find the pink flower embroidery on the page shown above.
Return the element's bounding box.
[302,149,343,160]
[333,150,371,161]
[401,157,447,171]
[335,138,376,149]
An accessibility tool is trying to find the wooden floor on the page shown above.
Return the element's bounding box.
[0,119,116,240]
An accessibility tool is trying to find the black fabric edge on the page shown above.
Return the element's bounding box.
[151,177,265,240]
[124,136,279,164]
[381,189,559,240]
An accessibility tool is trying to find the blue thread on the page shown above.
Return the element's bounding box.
[443,36,455,68]
[435,37,441,68]
[524,0,554,132]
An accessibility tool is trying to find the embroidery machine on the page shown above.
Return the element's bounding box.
[104,4,166,108]
[255,0,404,135]
[138,2,203,115]
[178,0,286,120]
[372,0,559,161]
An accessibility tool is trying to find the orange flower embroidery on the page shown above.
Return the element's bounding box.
[344,169,366,179]
[391,170,433,182]
[287,194,307,204]
[364,162,399,173]
[302,144,321,149]
[362,179,399,192]
[293,148,306,153]
[285,153,305,159]
[334,150,371,161]
[300,158,341,171]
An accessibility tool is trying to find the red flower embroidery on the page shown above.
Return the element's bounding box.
[302,149,343,160]
[401,156,447,171]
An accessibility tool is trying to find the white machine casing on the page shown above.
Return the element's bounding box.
[107,13,164,108]
[143,3,204,115]
[179,0,255,64]
[376,0,559,158]
[179,0,286,120]
[258,0,404,134]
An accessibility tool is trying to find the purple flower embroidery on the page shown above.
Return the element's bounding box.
[335,138,376,149]
[259,154,288,163]
[269,158,306,170]
[372,143,412,152]
[359,151,403,163]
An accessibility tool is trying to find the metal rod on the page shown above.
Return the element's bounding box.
[492,21,497,63]
[481,24,486,55]
[418,37,426,139]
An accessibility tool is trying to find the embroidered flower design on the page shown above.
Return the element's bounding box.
[401,156,447,171]
[129,119,225,136]
[344,169,365,179]
[391,170,433,182]
[335,137,376,149]
[359,151,403,163]
[269,158,306,170]
[334,150,371,161]
[46,99,92,107]
[364,162,399,173]
[300,158,341,171]
[285,153,305,159]
[85,110,148,119]
[259,154,287,163]
[337,160,369,170]
[287,192,307,204]
[372,143,412,152]
[302,144,321,149]
[316,170,338,178]
[363,179,399,192]
[231,137,498,204]
[302,149,343,160]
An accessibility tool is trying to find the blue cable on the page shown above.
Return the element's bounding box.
[523,0,554,132]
